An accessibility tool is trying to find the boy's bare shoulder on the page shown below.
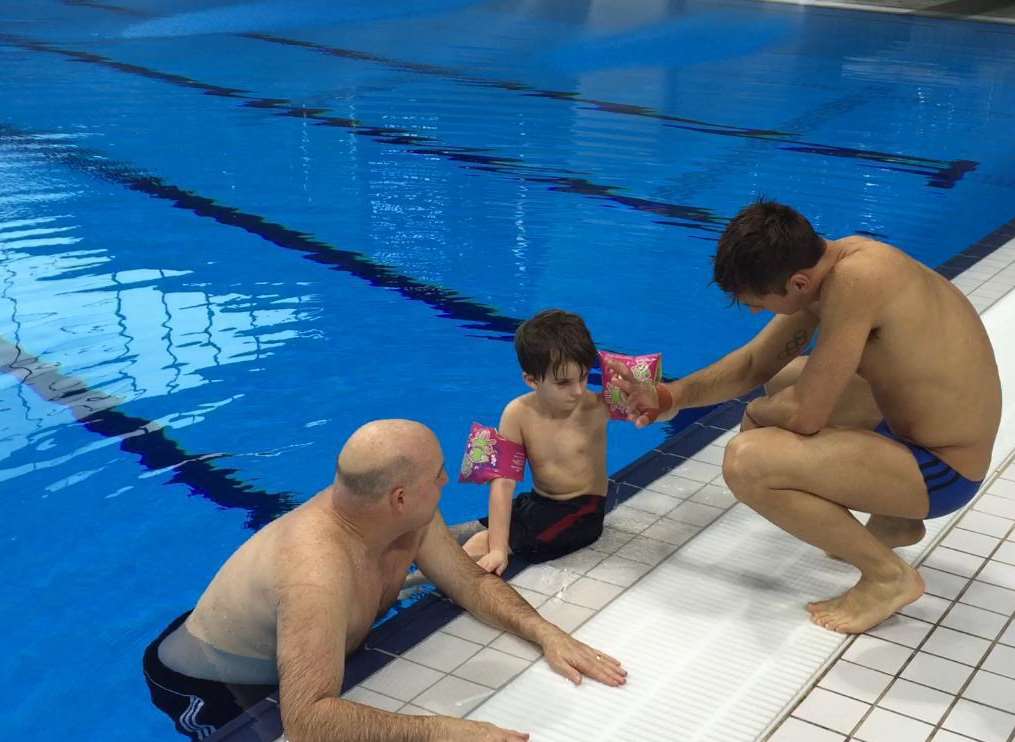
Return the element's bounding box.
[503,392,537,417]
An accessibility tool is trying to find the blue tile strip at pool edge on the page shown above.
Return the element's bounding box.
[206,209,1015,740]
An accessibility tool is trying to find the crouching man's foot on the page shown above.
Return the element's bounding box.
[807,559,925,634]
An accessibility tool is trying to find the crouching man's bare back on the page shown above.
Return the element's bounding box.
[616,202,1001,635]
[148,420,626,742]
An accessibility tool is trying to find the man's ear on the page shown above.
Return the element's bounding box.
[787,272,810,295]
[389,486,407,513]
[521,372,538,390]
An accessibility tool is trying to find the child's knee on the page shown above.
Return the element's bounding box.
[462,530,490,559]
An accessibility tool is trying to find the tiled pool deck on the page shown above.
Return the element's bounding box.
[211,216,1015,742]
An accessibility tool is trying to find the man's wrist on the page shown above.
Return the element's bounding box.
[531,620,565,649]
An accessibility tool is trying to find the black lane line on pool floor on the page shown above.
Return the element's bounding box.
[0,336,296,530]
[207,211,1015,740]
[60,0,977,189]
[0,123,702,529]
[0,33,726,233]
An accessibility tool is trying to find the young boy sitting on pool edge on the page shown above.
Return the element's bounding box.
[461,308,666,575]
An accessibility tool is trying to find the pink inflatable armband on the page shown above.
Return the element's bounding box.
[599,351,663,420]
[458,422,526,484]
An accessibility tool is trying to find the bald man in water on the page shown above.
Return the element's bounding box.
[144,419,626,741]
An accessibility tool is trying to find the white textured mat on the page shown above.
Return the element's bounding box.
[469,504,952,742]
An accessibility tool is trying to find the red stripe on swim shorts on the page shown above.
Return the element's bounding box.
[535,499,601,544]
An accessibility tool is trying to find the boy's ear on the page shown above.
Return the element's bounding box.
[521,371,538,390]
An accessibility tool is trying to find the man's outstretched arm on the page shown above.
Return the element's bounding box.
[416,512,627,688]
[615,310,819,427]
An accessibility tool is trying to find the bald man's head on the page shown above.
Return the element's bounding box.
[335,419,441,501]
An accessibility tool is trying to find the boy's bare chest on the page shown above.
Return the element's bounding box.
[524,414,605,463]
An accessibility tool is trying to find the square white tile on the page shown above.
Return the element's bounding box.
[689,483,737,509]
[769,716,846,742]
[1002,622,1015,647]
[690,444,726,466]
[979,560,1015,591]
[361,658,444,702]
[537,597,596,633]
[616,535,678,565]
[509,563,581,595]
[341,686,404,712]
[879,678,954,725]
[593,526,635,553]
[818,660,893,703]
[402,632,483,673]
[958,510,1012,538]
[793,688,869,734]
[643,474,705,499]
[941,602,1008,640]
[963,670,1015,713]
[976,495,1015,520]
[982,644,1015,679]
[941,528,1001,558]
[943,698,1015,742]
[987,478,1015,500]
[559,576,625,610]
[622,489,682,516]
[510,585,550,608]
[923,626,992,666]
[544,547,609,575]
[586,554,654,587]
[899,593,952,624]
[867,615,934,648]
[843,635,914,675]
[919,566,969,601]
[666,500,724,527]
[901,651,974,695]
[923,547,986,578]
[855,707,934,742]
[670,458,724,484]
[602,504,658,534]
[453,647,531,689]
[640,517,700,546]
[412,675,493,718]
[993,540,1015,565]
[442,613,502,645]
[960,580,1015,616]
[488,632,541,661]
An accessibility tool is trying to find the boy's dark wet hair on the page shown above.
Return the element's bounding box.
[713,200,825,299]
[515,309,597,381]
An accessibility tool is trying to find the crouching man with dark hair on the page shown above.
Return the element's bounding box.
[614,200,1001,635]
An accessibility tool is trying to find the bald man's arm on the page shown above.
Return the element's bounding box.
[416,513,627,687]
[275,543,458,741]
[415,512,560,644]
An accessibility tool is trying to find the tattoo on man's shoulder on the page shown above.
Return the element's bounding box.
[776,330,809,360]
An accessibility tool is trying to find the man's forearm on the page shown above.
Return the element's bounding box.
[457,572,560,647]
[673,348,761,410]
[746,389,813,434]
[284,698,450,742]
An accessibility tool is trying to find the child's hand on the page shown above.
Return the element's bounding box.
[478,549,509,576]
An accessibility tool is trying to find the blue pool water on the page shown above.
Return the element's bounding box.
[1,1,1014,738]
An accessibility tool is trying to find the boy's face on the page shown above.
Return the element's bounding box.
[525,361,589,412]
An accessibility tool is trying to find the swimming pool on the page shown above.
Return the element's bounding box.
[2,0,1014,739]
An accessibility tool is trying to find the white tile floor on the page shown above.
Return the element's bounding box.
[276,237,1015,740]
[769,462,1015,742]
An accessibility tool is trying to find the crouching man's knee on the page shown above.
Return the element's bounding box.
[722,429,775,502]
